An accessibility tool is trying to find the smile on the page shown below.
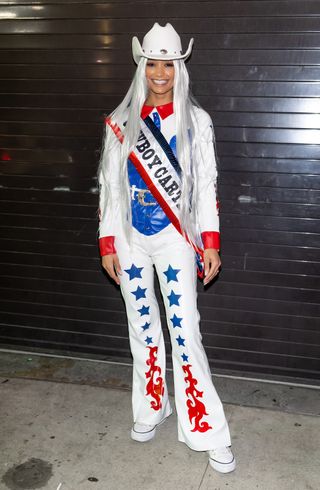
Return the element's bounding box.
[151,80,169,85]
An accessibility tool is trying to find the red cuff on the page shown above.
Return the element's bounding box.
[201,231,220,250]
[99,236,116,255]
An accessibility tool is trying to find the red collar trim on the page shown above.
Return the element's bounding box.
[141,101,174,120]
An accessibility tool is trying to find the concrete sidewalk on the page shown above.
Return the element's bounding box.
[0,352,319,490]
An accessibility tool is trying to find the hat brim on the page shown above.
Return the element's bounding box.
[132,36,194,64]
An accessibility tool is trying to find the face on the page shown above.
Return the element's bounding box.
[145,59,175,99]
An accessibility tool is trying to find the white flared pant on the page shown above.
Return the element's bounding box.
[115,224,231,451]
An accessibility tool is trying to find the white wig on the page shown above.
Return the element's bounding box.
[98,58,216,248]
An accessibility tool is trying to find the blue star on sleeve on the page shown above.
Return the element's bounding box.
[167,290,181,307]
[163,265,181,283]
[181,353,189,362]
[176,335,185,346]
[138,305,150,316]
[141,322,151,331]
[131,286,147,301]
[124,263,143,280]
[145,336,153,345]
[170,313,183,328]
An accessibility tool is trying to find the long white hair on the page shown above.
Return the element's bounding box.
[98,57,213,248]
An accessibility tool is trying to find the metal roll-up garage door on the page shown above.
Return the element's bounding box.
[0,0,319,382]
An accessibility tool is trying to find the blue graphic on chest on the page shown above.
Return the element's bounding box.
[169,135,177,158]
[128,111,177,236]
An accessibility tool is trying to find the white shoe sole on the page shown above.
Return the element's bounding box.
[131,412,172,443]
[209,455,236,474]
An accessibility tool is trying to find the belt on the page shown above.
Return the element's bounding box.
[130,185,157,207]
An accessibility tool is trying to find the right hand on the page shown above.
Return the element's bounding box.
[101,254,122,285]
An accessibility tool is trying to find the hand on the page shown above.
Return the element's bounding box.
[203,248,221,285]
[101,253,122,285]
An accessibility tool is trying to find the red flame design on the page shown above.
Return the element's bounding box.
[145,346,164,411]
[183,364,212,433]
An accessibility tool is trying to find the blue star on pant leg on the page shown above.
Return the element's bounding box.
[131,286,147,301]
[163,265,181,283]
[145,336,153,345]
[181,353,189,362]
[167,290,181,307]
[124,263,143,280]
[170,313,183,328]
[138,305,150,316]
[141,322,151,331]
[176,335,185,347]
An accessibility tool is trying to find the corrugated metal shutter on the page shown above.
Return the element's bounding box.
[0,1,319,381]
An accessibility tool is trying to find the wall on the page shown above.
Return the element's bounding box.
[0,0,319,382]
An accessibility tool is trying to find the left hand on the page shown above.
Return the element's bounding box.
[203,248,221,285]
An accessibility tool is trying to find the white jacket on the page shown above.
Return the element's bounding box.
[98,102,220,255]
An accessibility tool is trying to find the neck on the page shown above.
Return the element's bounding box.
[145,92,173,107]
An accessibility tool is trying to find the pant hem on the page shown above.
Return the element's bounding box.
[178,437,232,452]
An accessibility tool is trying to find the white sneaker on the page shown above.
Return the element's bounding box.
[208,446,236,473]
[131,413,171,442]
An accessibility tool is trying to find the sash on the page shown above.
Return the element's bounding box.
[105,116,205,278]
[144,116,182,179]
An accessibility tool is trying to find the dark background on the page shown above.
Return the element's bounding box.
[0,1,319,383]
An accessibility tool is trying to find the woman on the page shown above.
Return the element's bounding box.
[98,22,236,474]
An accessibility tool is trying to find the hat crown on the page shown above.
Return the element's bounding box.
[131,22,194,64]
[142,23,183,57]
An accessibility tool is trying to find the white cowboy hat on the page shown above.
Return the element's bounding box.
[132,22,194,64]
